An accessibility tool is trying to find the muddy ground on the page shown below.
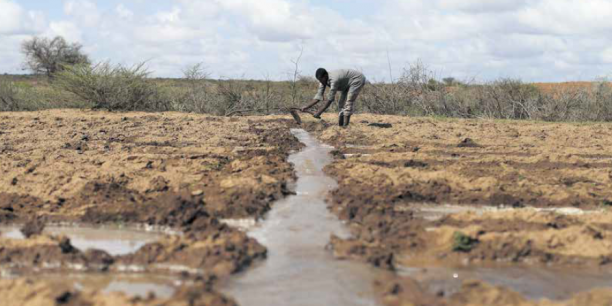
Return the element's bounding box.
[0,109,300,305]
[303,114,612,306]
[4,110,612,306]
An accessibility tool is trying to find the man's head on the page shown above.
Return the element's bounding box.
[315,68,328,85]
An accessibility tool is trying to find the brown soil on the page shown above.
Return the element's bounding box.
[0,278,237,306]
[302,114,612,306]
[0,110,300,305]
[378,276,612,306]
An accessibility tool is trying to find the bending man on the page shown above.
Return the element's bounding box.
[301,68,366,127]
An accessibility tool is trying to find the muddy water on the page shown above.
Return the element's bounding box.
[0,225,168,255]
[222,129,381,306]
[2,271,179,298]
[407,204,598,221]
[400,265,612,300]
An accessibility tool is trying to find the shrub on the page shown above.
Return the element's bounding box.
[172,63,212,113]
[0,80,19,111]
[452,231,478,252]
[54,62,171,111]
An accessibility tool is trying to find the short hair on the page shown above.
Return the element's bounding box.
[315,68,327,80]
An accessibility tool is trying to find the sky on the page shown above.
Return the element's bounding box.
[1,0,612,82]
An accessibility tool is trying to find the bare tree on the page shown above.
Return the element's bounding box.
[0,80,19,111]
[180,63,211,113]
[21,36,90,77]
[290,44,304,105]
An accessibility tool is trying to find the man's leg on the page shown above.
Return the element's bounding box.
[342,79,365,126]
[337,90,348,126]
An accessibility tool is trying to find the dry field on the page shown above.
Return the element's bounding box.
[533,82,612,94]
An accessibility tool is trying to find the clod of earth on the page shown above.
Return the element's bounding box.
[20,218,45,238]
[457,138,481,148]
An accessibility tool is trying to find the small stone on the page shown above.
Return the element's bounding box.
[192,190,204,196]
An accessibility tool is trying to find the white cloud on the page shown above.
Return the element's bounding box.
[45,21,83,42]
[518,0,612,35]
[116,4,134,20]
[0,0,25,34]
[1,0,612,81]
[0,0,46,35]
[436,0,528,13]
[64,0,101,28]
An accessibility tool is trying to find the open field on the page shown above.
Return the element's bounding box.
[2,110,612,305]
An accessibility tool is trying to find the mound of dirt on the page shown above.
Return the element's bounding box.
[0,278,237,306]
[0,235,114,271]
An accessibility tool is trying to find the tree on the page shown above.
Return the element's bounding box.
[21,36,90,77]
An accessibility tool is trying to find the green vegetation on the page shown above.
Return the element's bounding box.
[3,68,612,122]
[452,231,479,252]
[54,62,170,111]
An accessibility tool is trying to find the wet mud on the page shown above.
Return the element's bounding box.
[302,114,612,306]
[0,110,300,305]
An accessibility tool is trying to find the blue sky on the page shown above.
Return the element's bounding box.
[2,0,612,82]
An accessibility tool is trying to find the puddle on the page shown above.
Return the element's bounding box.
[407,204,599,221]
[4,272,179,298]
[399,265,612,301]
[222,129,381,306]
[0,225,168,256]
[220,218,258,232]
[344,153,373,158]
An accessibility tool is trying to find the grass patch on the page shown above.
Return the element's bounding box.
[452,231,479,252]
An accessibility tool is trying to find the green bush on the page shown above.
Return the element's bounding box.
[452,231,478,252]
[54,62,171,111]
[0,80,19,111]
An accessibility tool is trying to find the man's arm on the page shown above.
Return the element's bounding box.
[301,81,326,113]
[313,100,333,118]
[313,81,338,118]
[301,99,320,112]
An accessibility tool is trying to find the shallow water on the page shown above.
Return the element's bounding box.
[3,272,178,298]
[400,265,612,300]
[222,129,381,306]
[408,204,598,221]
[0,225,167,256]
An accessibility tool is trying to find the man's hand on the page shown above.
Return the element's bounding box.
[300,99,320,113]
[312,100,333,119]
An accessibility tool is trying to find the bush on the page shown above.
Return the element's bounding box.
[54,62,171,111]
[0,80,19,111]
[452,231,478,252]
[174,63,211,113]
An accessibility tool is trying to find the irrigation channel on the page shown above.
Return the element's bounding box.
[221,129,382,306]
